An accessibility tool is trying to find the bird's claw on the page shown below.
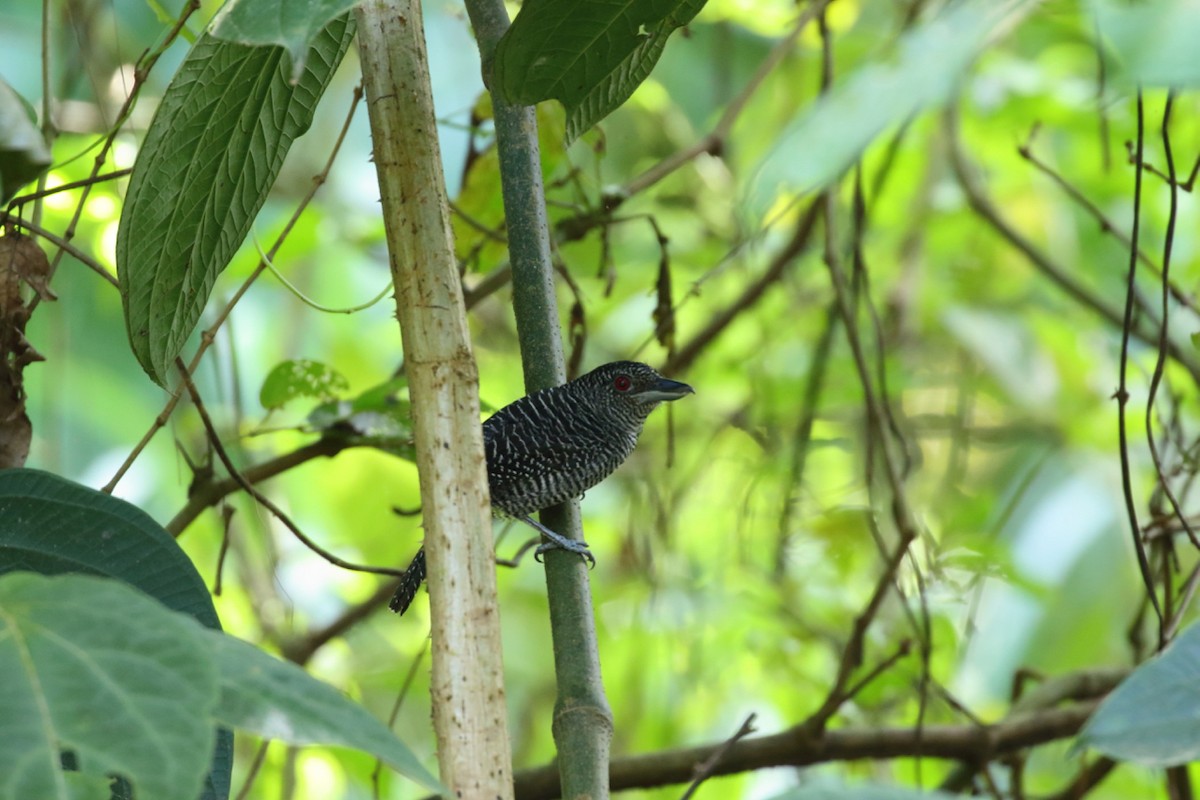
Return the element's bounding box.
[534,538,596,569]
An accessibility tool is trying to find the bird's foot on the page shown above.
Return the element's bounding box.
[521,515,596,568]
[533,537,596,568]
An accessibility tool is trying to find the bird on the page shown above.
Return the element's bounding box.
[389,360,694,614]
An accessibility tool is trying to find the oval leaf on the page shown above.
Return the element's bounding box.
[116,16,356,386]
[211,0,361,81]
[260,358,350,410]
[0,572,219,800]
[0,468,219,627]
[492,0,708,143]
[1079,622,1200,766]
[208,632,445,794]
[0,468,232,800]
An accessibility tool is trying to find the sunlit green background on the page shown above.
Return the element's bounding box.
[3,0,1198,796]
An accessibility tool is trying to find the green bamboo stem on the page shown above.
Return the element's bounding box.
[463,0,615,797]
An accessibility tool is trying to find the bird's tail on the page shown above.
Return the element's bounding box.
[389,547,427,614]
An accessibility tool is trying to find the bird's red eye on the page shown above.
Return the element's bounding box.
[614,375,633,392]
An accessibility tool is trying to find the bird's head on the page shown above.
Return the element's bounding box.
[583,361,694,414]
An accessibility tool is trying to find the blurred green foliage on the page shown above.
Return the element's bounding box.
[3,0,1200,797]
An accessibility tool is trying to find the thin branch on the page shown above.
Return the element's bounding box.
[176,358,403,578]
[5,168,132,212]
[280,579,399,665]
[1017,125,1196,314]
[509,703,1101,800]
[678,714,757,800]
[0,215,118,288]
[620,0,832,202]
[944,104,1200,386]
[774,299,839,577]
[802,159,923,737]
[665,201,821,374]
[1116,93,1165,636]
[233,741,271,800]
[1143,94,1200,572]
[1048,757,1117,800]
[30,0,202,318]
[166,437,349,535]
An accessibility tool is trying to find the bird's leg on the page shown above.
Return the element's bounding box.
[519,515,596,568]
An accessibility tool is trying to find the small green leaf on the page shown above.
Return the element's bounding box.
[308,377,415,459]
[260,359,350,410]
[0,78,52,204]
[116,15,356,386]
[0,573,219,800]
[492,0,708,143]
[1079,622,1200,766]
[208,633,445,794]
[211,0,361,81]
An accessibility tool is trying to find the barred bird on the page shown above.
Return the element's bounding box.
[389,361,693,614]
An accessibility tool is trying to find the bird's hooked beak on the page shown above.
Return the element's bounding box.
[635,377,695,404]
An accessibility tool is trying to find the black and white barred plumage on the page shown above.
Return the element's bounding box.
[389,361,693,614]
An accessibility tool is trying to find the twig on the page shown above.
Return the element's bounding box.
[944,104,1200,386]
[280,579,399,664]
[0,215,118,288]
[212,504,234,595]
[1116,93,1165,637]
[5,168,132,212]
[166,437,348,535]
[678,714,757,800]
[372,638,431,799]
[176,358,403,578]
[774,300,839,577]
[621,0,832,201]
[665,201,821,374]
[1143,94,1200,567]
[1048,757,1116,800]
[1017,125,1196,314]
[802,153,922,737]
[841,639,913,703]
[30,0,202,318]
[233,741,271,800]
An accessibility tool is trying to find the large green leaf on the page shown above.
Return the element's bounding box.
[0,573,447,799]
[492,0,708,143]
[0,468,218,626]
[1079,623,1200,766]
[1092,0,1200,87]
[0,573,220,800]
[116,16,356,386]
[751,0,1032,206]
[0,468,231,800]
[211,0,361,81]
[209,633,443,792]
